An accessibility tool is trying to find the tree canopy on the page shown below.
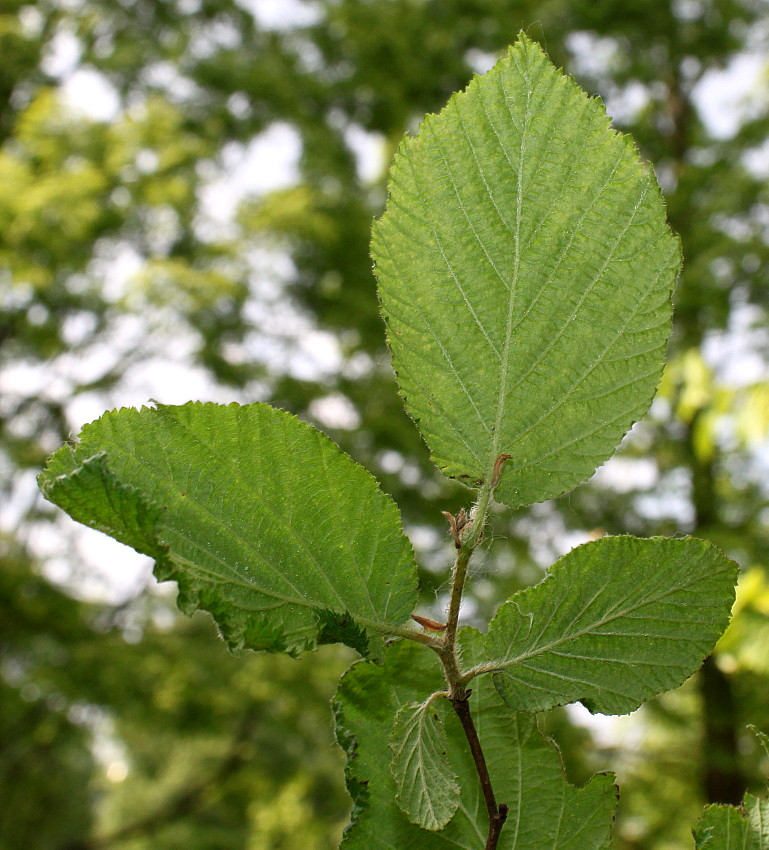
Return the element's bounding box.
[2,1,769,847]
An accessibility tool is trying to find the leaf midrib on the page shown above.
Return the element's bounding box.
[489,562,733,674]
[170,546,408,639]
[158,409,352,612]
[89,414,410,632]
[489,48,531,484]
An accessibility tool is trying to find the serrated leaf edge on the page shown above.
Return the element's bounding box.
[39,401,420,657]
[482,535,738,714]
[374,34,681,509]
[388,697,460,831]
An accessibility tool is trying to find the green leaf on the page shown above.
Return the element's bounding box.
[694,729,769,849]
[39,402,418,657]
[373,35,680,508]
[695,805,753,849]
[485,536,737,714]
[336,630,617,849]
[389,698,459,830]
[694,798,769,849]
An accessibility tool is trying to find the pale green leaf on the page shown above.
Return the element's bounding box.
[336,630,617,849]
[485,536,737,714]
[39,402,418,657]
[389,699,459,830]
[751,796,769,848]
[373,35,680,508]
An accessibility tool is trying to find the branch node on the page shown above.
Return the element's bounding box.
[441,510,462,548]
[411,613,447,632]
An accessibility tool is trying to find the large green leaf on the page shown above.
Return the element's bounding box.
[39,402,418,657]
[485,536,737,714]
[336,631,617,849]
[389,698,459,830]
[373,35,680,508]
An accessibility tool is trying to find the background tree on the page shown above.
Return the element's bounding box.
[2,1,768,847]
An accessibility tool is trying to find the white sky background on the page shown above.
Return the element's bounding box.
[4,0,769,661]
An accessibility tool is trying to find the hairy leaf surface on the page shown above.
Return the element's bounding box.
[373,35,680,508]
[389,699,459,830]
[39,402,418,657]
[485,536,737,714]
[336,631,617,849]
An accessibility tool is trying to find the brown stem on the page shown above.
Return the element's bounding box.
[451,692,509,849]
[435,467,510,847]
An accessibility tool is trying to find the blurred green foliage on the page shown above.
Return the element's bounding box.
[1,535,351,849]
[1,0,769,847]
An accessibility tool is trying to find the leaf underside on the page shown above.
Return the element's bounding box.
[38,402,418,657]
[336,630,617,849]
[389,699,459,830]
[485,536,737,714]
[373,35,681,508]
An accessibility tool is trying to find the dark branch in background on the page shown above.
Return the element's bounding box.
[689,419,745,805]
[665,30,746,803]
[701,655,744,805]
